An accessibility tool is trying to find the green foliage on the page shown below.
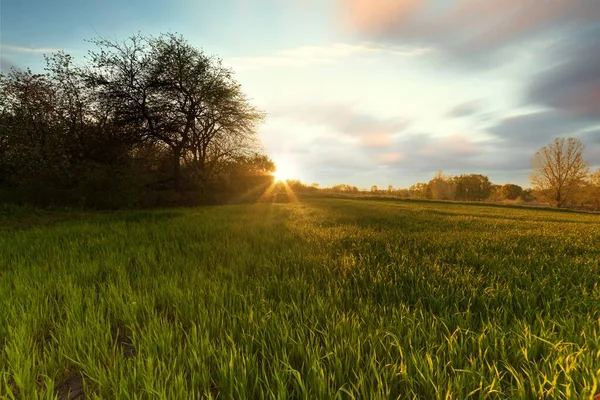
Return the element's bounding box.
[454,174,493,201]
[501,184,524,200]
[1,198,599,398]
[409,182,430,199]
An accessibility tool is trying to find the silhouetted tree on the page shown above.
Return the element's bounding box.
[0,33,269,208]
[531,137,589,208]
[0,69,69,188]
[85,33,264,191]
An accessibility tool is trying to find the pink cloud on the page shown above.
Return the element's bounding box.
[358,130,393,148]
[342,0,424,32]
[339,0,600,53]
[418,134,479,157]
[375,151,405,164]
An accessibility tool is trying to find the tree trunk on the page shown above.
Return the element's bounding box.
[173,147,182,192]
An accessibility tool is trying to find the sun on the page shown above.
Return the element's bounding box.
[272,159,298,182]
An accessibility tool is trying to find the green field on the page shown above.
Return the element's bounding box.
[1,198,599,399]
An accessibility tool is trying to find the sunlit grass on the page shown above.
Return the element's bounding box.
[0,198,599,398]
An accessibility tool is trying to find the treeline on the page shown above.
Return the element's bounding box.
[406,172,537,203]
[286,166,600,211]
[286,173,537,203]
[0,33,274,208]
[287,137,600,210]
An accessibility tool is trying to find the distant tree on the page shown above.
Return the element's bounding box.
[371,185,378,193]
[409,182,430,199]
[531,137,589,207]
[521,188,537,202]
[331,184,358,193]
[387,185,394,194]
[488,184,503,201]
[428,171,456,200]
[500,184,523,200]
[590,168,600,209]
[395,188,411,198]
[571,182,595,209]
[453,174,492,201]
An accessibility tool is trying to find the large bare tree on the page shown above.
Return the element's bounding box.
[531,137,589,207]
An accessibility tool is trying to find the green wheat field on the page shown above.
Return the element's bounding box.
[1,197,599,399]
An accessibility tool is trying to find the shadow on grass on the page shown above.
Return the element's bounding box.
[0,203,183,231]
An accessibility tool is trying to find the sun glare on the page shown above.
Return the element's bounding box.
[273,159,298,182]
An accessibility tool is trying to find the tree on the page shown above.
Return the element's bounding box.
[0,69,69,187]
[590,168,600,210]
[0,33,271,208]
[370,185,378,193]
[409,182,429,199]
[531,137,589,207]
[453,174,492,201]
[428,171,456,200]
[500,184,523,200]
[85,33,264,191]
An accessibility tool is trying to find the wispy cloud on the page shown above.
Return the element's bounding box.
[279,42,432,58]
[0,44,61,53]
[228,42,432,70]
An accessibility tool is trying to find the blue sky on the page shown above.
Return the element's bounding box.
[2,0,599,188]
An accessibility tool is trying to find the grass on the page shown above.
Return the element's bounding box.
[1,198,599,399]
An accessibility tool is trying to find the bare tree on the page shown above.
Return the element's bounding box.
[531,137,589,207]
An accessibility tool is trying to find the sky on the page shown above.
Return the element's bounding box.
[1,0,599,189]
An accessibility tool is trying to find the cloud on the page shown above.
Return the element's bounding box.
[280,41,432,58]
[487,110,598,147]
[338,0,600,59]
[527,27,600,119]
[0,44,61,54]
[271,102,410,148]
[228,41,431,70]
[447,100,483,118]
[578,129,600,146]
[375,151,405,164]
[267,101,549,177]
